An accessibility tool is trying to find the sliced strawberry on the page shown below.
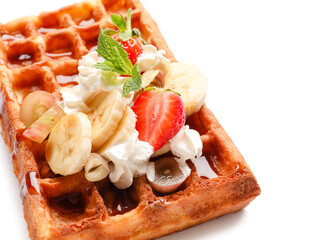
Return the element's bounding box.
[112,35,143,65]
[132,89,186,151]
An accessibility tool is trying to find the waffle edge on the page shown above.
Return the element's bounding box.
[0,1,260,239]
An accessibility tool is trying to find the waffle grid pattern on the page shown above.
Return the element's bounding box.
[0,1,260,239]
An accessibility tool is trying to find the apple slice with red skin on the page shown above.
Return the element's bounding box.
[20,91,59,127]
[23,104,65,144]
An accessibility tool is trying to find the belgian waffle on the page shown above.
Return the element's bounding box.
[0,0,261,239]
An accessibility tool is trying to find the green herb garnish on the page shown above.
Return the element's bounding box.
[94,27,132,75]
[94,27,142,96]
[123,63,142,96]
[103,8,148,44]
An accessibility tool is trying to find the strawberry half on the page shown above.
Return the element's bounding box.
[132,89,186,151]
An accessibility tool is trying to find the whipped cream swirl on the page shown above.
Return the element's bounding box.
[59,47,202,189]
[101,130,154,189]
[61,51,127,114]
[152,125,203,177]
[137,45,170,73]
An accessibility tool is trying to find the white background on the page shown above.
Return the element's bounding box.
[0,0,316,239]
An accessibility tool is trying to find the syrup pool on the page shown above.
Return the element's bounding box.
[1,32,25,41]
[49,192,85,214]
[77,18,96,28]
[8,53,35,67]
[194,156,218,180]
[38,27,59,35]
[20,172,40,200]
[46,51,73,59]
[56,74,78,87]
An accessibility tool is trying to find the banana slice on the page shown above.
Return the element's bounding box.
[141,69,165,89]
[151,142,171,158]
[141,69,160,88]
[97,106,136,155]
[88,90,125,151]
[46,112,92,176]
[164,63,208,116]
[85,153,110,182]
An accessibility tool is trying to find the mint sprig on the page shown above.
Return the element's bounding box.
[94,27,132,75]
[93,27,142,97]
[123,63,142,96]
[103,8,148,44]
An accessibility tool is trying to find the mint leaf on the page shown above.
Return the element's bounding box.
[94,61,127,75]
[111,14,126,32]
[95,27,132,75]
[94,61,117,72]
[122,63,142,96]
[94,28,143,96]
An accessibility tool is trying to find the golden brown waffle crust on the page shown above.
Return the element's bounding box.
[0,1,260,240]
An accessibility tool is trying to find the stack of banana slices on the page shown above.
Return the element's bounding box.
[46,62,207,183]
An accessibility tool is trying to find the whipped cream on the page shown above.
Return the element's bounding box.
[60,51,129,114]
[101,130,154,189]
[151,125,203,177]
[101,125,202,188]
[170,125,203,163]
[61,45,170,114]
[137,45,170,73]
[59,48,202,189]
[60,85,89,114]
[76,51,108,93]
[170,125,203,177]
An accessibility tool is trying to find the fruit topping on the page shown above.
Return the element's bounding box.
[23,104,65,144]
[164,63,208,116]
[93,28,142,97]
[151,142,171,158]
[132,89,185,151]
[20,91,58,127]
[85,153,110,182]
[147,157,188,194]
[112,35,143,65]
[137,45,170,73]
[87,90,125,151]
[45,112,92,175]
[93,9,144,97]
[102,8,146,65]
[141,69,165,89]
[97,105,136,154]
